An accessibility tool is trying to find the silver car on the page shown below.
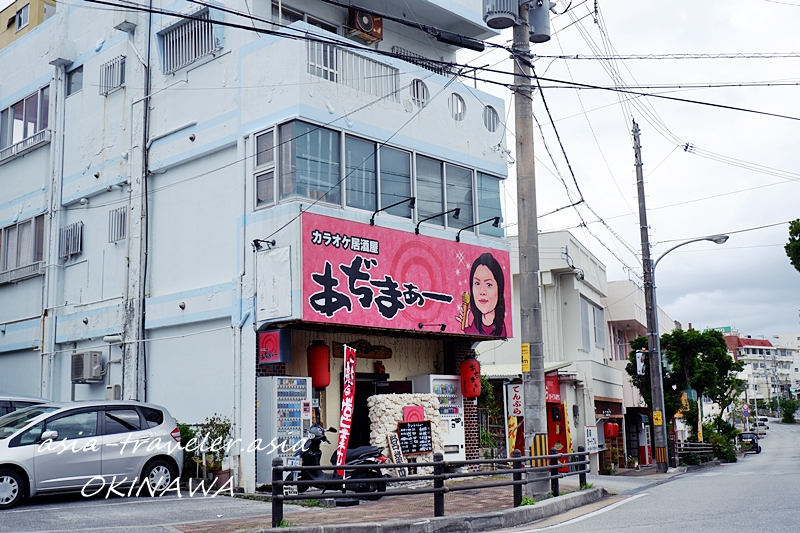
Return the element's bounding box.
[0,395,47,417]
[0,401,183,509]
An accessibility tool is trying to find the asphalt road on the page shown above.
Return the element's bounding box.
[502,418,800,533]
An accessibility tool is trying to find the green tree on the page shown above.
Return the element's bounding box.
[625,336,684,422]
[786,219,800,272]
[779,397,798,423]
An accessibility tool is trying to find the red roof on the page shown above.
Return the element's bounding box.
[737,338,773,348]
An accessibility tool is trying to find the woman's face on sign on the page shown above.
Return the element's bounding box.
[472,265,498,316]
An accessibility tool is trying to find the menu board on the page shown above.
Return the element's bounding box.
[398,421,433,455]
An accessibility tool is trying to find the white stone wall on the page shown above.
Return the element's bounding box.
[368,393,443,471]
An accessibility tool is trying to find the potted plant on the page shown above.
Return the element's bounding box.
[609,446,620,469]
[626,455,639,469]
[193,414,232,486]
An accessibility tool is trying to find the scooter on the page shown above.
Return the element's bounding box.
[287,423,389,500]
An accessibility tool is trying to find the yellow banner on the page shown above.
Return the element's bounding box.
[653,411,663,426]
[521,343,530,373]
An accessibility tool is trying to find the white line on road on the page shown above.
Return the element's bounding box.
[512,493,650,531]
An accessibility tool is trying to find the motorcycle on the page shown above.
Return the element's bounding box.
[286,423,389,500]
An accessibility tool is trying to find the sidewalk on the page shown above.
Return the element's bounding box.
[174,469,680,533]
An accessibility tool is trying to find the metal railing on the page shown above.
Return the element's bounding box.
[675,441,714,462]
[269,447,591,528]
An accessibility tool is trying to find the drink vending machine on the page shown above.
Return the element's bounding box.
[409,374,465,461]
[256,376,313,484]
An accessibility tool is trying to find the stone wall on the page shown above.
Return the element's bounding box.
[368,393,443,470]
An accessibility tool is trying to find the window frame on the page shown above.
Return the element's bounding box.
[449,93,466,121]
[0,86,50,150]
[158,8,219,75]
[1,214,45,273]
[253,118,506,238]
[67,66,84,97]
[15,4,29,32]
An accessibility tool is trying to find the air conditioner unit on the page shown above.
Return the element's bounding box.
[348,9,383,42]
[71,351,103,382]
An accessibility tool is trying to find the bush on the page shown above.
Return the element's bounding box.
[175,421,198,477]
[780,398,798,423]
[682,452,702,466]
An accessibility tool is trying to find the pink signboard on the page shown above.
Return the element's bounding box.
[301,212,512,338]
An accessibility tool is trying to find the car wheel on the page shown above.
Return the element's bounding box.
[757,446,762,454]
[0,469,24,509]
[141,459,176,494]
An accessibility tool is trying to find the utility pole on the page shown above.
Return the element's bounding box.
[514,3,548,497]
[632,120,669,473]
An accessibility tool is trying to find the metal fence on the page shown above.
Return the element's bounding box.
[270,447,591,528]
[675,441,714,463]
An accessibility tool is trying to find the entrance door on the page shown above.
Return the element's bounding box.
[342,372,389,448]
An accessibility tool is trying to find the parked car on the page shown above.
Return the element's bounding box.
[757,416,770,429]
[0,395,47,417]
[739,432,761,454]
[752,421,768,437]
[0,401,183,509]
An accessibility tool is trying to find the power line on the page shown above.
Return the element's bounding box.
[533,52,800,60]
[654,220,794,245]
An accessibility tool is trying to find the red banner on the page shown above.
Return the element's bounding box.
[336,345,356,476]
[545,374,561,403]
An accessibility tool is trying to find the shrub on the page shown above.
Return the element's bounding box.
[175,421,198,477]
[682,453,702,466]
[780,398,798,423]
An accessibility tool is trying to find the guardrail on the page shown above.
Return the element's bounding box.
[270,446,591,528]
[675,441,714,462]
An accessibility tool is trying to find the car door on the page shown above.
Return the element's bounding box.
[34,408,102,492]
[100,407,154,484]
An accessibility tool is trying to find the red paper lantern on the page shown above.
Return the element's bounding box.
[307,340,330,389]
[604,422,619,439]
[460,358,481,398]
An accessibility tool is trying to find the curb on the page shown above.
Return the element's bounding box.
[261,488,609,533]
[684,460,721,473]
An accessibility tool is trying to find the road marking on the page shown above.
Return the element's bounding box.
[514,493,649,531]
[698,473,719,477]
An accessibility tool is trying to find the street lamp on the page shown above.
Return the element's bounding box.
[647,234,728,471]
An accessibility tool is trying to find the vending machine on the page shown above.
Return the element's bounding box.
[256,376,313,484]
[409,374,465,461]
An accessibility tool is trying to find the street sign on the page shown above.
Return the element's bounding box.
[636,349,646,376]
[521,343,530,373]
[653,411,663,426]
[585,426,599,454]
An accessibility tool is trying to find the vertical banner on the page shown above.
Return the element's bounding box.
[504,382,525,458]
[256,246,292,321]
[336,345,356,475]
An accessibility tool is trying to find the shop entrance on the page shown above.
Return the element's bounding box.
[341,372,412,448]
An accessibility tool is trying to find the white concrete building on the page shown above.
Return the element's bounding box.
[479,232,626,473]
[0,0,510,490]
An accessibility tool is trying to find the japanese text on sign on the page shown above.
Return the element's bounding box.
[397,421,433,455]
[335,345,357,475]
[308,256,454,320]
[521,343,530,373]
[585,426,599,454]
[506,383,524,417]
[311,229,379,254]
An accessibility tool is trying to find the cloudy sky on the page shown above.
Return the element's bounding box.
[461,0,800,340]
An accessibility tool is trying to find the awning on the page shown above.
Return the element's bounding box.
[638,413,649,423]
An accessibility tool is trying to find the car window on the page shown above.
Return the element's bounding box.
[0,406,58,439]
[46,410,98,440]
[0,401,11,416]
[103,409,142,435]
[139,407,164,428]
[17,423,44,445]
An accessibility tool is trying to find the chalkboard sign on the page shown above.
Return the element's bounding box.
[397,420,433,455]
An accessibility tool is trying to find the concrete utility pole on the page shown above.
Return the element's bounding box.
[632,120,669,473]
[514,4,548,497]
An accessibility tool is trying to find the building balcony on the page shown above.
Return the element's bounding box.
[0,261,45,285]
[0,130,52,166]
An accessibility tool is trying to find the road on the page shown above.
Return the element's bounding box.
[502,419,800,532]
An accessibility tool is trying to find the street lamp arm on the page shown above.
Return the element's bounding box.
[652,234,729,272]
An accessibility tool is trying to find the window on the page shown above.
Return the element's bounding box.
[140,407,164,428]
[272,2,337,33]
[379,147,412,219]
[411,79,429,108]
[445,163,473,230]
[483,106,500,132]
[160,9,217,74]
[477,173,503,237]
[449,93,466,121]
[416,155,444,226]
[593,306,605,348]
[0,86,49,150]
[99,55,126,95]
[580,297,591,352]
[67,66,83,96]
[345,136,377,211]
[15,4,29,31]
[108,206,126,243]
[279,121,340,204]
[1,215,45,273]
[59,221,83,259]
[103,409,142,434]
[308,42,399,101]
[255,130,275,207]
[46,410,98,440]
